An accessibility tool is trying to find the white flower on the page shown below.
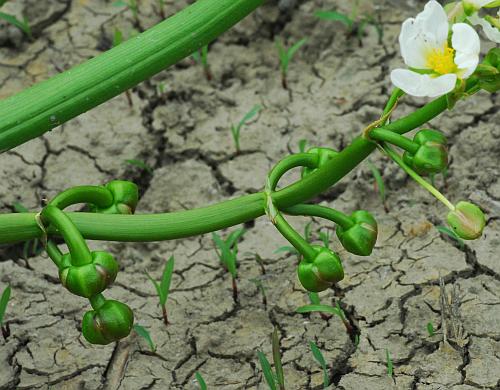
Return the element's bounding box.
[391,0,481,97]
[468,10,500,43]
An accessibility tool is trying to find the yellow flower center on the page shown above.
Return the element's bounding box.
[426,45,457,75]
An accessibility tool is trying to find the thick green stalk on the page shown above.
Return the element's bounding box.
[0,95,449,245]
[0,0,264,152]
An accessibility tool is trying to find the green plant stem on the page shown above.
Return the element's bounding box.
[89,294,106,310]
[273,213,317,260]
[283,204,354,230]
[0,0,264,152]
[267,153,318,190]
[381,143,455,211]
[46,241,63,269]
[0,95,450,245]
[368,128,419,154]
[49,186,114,210]
[40,206,93,266]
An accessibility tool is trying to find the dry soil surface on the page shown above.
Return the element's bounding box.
[0,0,499,389]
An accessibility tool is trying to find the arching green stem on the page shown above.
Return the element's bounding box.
[272,212,317,260]
[41,206,93,266]
[0,0,264,152]
[381,143,455,211]
[283,204,355,231]
[368,128,420,154]
[49,186,114,210]
[267,153,318,190]
[46,240,63,269]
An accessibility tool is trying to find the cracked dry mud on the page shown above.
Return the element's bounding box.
[0,0,499,389]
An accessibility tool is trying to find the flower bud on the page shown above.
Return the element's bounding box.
[297,246,344,292]
[447,201,485,240]
[336,210,378,256]
[403,129,448,175]
[301,147,339,178]
[475,48,500,93]
[92,180,139,215]
[59,251,119,298]
[82,300,134,345]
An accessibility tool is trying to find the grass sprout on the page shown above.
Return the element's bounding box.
[212,228,246,302]
[298,139,308,153]
[192,45,212,81]
[275,38,307,89]
[145,255,175,326]
[249,277,267,307]
[315,3,383,46]
[386,348,393,378]
[296,303,354,335]
[0,285,11,340]
[309,341,329,388]
[0,2,32,40]
[230,105,262,153]
[125,159,153,174]
[113,0,139,24]
[133,324,156,352]
[427,322,435,337]
[257,328,285,390]
[195,372,207,390]
[367,161,388,212]
[157,0,166,19]
[318,229,331,249]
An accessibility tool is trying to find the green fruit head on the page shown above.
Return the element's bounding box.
[297,246,344,292]
[403,129,448,175]
[82,300,134,345]
[93,180,139,215]
[301,147,339,178]
[447,201,486,240]
[59,251,119,298]
[336,210,378,256]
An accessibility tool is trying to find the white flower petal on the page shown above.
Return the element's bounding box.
[418,1,450,44]
[452,23,481,78]
[468,12,500,43]
[398,1,450,68]
[391,69,457,97]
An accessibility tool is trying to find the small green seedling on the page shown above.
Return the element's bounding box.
[146,255,175,326]
[309,341,330,388]
[318,229,331,249]
[436,225,465,250]
[257,351,277,390]
[257,328,285,390]
[296,302,354,335]
[426,322,435,337]
[133,324,156,352]
[157,0,166,19]
[13,202,43,261]
[112,28,134,107]
[192,45,212,81]
[156,82,167,96]
[386,348,393,378]
[230,105,262,153]
[367,161,388,212]
[307,292,330,321]
[212,228,246,302]
[315,3,383,46]
[195,372,207,390]
[0,285,11,340]
[249,277,267,307]
[113,0,139,24]
[298,139,308,153]
[125,159,153,174]
[275,38,307,89]
[0,0,32,40]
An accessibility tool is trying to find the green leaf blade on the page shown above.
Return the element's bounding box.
[195,372,207,390]
[258,351,277,390]
[0,285,11,326]
[133,324,156,352]
[315,11,353,28]
[159,255,175,306]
